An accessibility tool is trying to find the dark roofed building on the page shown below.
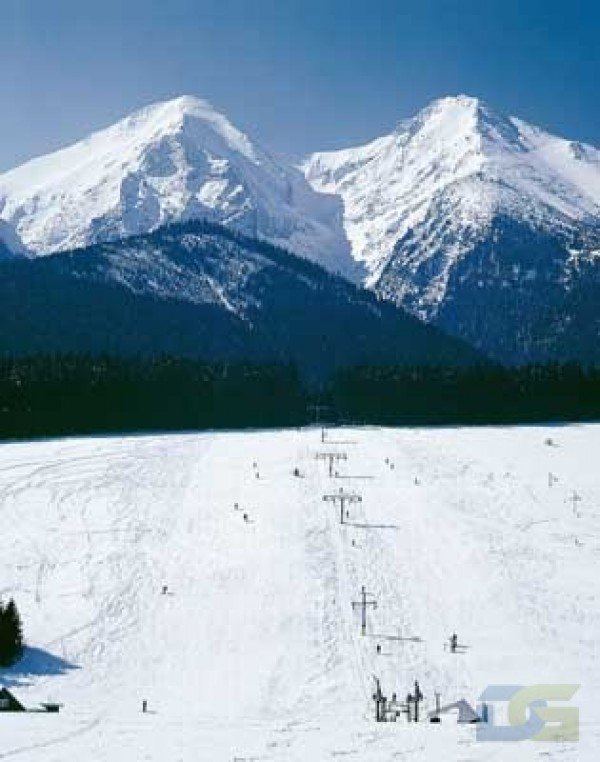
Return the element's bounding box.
[0,687,26,712]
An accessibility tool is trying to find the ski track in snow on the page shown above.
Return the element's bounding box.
[0,426,598,760]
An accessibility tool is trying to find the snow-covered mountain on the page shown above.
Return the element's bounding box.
[303,94,600,298]
[0,96,358,279]
[303,96,600,362]
[2,93,600,364]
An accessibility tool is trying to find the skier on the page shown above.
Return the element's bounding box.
[142,699,148,713]
[387,693,398,722]
[162,585,168,595]
[450,633,458,653]
[413,681,423,722]
[376,643,381,655]
[406,692,413,721]
[243,512,249,522]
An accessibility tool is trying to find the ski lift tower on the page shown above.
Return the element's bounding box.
[315,451,348,477]
[323,487,362,524]
[352,585,377,635]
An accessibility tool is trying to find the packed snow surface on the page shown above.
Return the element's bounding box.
[0,425,598,760]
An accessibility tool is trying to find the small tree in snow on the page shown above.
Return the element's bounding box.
[0,598,24,667]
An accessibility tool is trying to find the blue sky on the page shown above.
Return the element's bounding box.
[1,0,598,171]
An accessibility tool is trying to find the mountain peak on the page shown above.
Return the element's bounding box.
[402,93,509,140]
[161,93,214,113]
[426,93,482,112]
[412,94,484,123]
[0,96,355,275]
[110,94,260,162]
[127,94,219,128]
[408,94,521,143]
[304,95,600,285]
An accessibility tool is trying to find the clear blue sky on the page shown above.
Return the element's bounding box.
[1,0,598,171]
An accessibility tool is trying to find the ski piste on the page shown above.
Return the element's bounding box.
[0,424,596,760]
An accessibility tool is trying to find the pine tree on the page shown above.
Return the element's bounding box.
[0,598,24,667]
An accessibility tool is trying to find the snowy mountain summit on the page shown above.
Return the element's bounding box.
[304,95,600,362]
[303,94,600,304]
[2,93,600,364]
[0,95,357,277]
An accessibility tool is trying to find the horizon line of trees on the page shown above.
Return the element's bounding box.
[1,354,600,439]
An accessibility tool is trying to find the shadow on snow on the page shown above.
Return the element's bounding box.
[0,646,79,688]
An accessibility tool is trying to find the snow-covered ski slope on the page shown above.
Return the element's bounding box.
[0,425,598,760]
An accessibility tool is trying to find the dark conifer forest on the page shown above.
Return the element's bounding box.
[1,355,599,439]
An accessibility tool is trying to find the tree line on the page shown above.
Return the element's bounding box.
[1,355,600,439]
[328,363,600,425]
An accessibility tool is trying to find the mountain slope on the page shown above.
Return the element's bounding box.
[0,219,27,259]
[303,95,600,363]
[4,93,599,365]
[0,96,358,279]
[0,426,598,760]
[0,220,481,374]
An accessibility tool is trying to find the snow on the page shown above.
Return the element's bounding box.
[3,93,598,302]
[0,219,28,258]
[302,95,600,291]
[0,96,357,279]
[0,424,598,760]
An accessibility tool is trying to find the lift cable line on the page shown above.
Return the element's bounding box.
[323,487,362,524]
[315,451,348,478]
[352,585,377,635]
